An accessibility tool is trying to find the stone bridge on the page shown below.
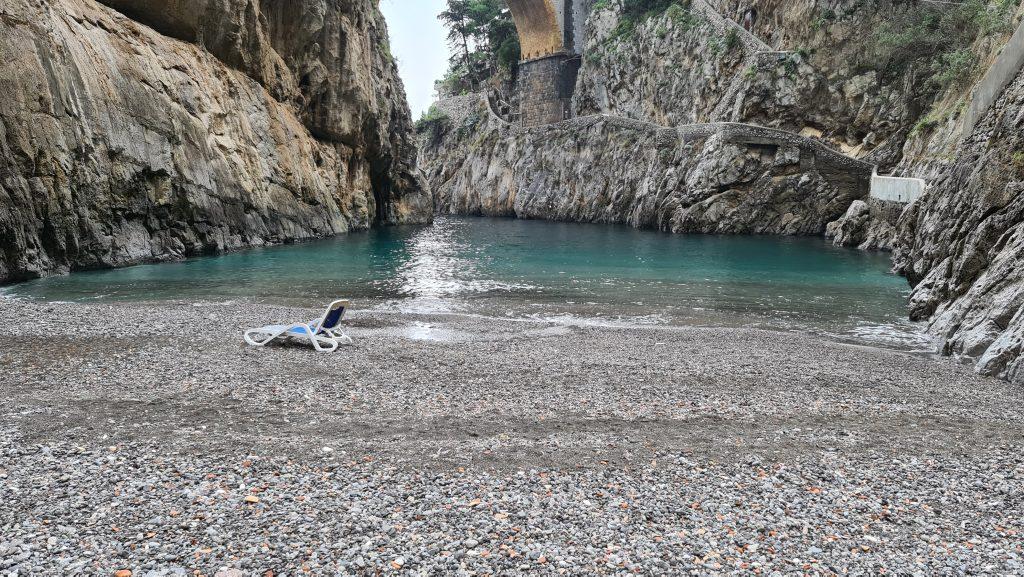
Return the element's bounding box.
[506,0,589,126]
[504,0,773,127]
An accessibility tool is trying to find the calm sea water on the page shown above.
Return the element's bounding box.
[3,217,928,349]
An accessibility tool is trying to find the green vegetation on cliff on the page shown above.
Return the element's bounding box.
[438,0,520,94]
[415,104,451,147]
[598,0,691,43]
[864,0,1019,91]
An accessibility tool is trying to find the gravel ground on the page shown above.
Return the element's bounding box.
[1,297,1023,575]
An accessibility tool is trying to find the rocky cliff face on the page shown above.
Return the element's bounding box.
[890,65,1024,383]
[569,0,1024,384]
[825,199,901,252]
[0,0,431,283]
[575,0,1017,168]
[419,0,1024,383]
[573,1,757,128]
[421,96,870,235]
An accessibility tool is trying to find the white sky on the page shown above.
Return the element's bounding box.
[380,0,451,119]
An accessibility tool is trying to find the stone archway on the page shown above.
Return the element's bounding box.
[505,0,565,59]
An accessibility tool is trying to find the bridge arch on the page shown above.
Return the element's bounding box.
[505,0,565,59]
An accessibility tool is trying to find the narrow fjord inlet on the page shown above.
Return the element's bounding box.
[6,217,921,347]
[2,0,1024,574]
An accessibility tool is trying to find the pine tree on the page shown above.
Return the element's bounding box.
[437,0,521,93]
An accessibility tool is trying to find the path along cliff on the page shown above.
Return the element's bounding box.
[421,94,871,236]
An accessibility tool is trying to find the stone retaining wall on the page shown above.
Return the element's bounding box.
[963,14,1024,135]
[485,92,873,176]
[868,197,906,225]
[519,53,580,126]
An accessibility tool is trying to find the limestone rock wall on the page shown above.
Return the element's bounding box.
[573,0,1013,168]
[420,96,870,235]
[418,0,1024,385]
[825,198,903,252]
[574,2,759,128]
[0,0,431,283]
[890,66,1024,383]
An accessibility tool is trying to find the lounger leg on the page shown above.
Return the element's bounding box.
[326,328,354,345]
[300,326,338,353]
[316,336,339,352]
[244,327,287,347]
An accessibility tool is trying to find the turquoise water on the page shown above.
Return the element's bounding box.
[3,217,926,348]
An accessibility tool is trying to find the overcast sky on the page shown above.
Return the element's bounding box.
[380,0,451,119]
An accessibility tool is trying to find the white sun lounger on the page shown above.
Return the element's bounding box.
[244,299,353,352]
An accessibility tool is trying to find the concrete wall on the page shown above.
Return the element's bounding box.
[870,174,926,204]
[963,15,1024,135]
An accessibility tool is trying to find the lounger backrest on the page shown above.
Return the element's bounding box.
[314,299,349,332]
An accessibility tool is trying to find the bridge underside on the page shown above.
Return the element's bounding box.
[506,0,565,59]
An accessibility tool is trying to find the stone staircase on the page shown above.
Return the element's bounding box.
[695,0,795,124]
[690,0,773,53]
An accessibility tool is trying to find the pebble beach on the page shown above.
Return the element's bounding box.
[2,298,1023,575]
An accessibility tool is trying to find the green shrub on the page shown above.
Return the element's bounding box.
[415,105,451,145]
[665,3,698,30]
[864,0,1017,90]
[783,54,799,77]
[723,28,740,52]
[606,0,691,44]
[910,107,958,136]
[810,8,837,31]
[930,49,976,89]
[910,115,939,137]
[621,0,689,20]
[1011,151,1024,170]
